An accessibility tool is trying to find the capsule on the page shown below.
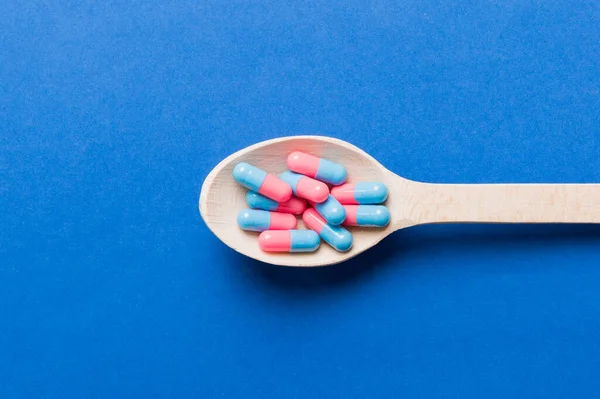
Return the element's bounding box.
[331,182,388,205]
[302,208,353,252]
[258,230,321,252]
[279,171,329,203]
[245,191,307,215]
[343,205,390,227]
[237,209,297,232]
[309,195,346,226]
[287,151,347,185]
[233,162,292,203]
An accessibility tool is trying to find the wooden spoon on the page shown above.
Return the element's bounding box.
[199,135,600,267]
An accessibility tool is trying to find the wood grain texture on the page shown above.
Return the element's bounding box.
[200,136,600,267]
[406,182,600,225]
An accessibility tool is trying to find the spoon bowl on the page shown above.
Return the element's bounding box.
[200,136,600,267]
[199,136,410,266]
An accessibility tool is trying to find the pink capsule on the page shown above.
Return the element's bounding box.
[233,162,292,203]
[279,171,329,203]
[237,209,297,232]
[246,191,307,214]
[258,230,321,253]
[274,197,307,214]
[331,182,388,204]
[302,208,353,252]
[287,151,347,185]
[342,205,390,227]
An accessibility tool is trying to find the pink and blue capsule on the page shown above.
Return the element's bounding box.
[233,162,292,203]
[245,191,307,215]
[279,171,329,203]
[237,209,297,232]
[302,208,353,252]
[331,182,388,205]
[287,151,347,185]
[258,230,321,253]
[309,195,346,226]
[343,205,390,227]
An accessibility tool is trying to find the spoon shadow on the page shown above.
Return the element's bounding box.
[230,224,600,295]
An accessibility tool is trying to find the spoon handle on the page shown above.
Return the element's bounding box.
[409,182,600,225]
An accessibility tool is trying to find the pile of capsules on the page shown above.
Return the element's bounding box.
[233,151,389,253]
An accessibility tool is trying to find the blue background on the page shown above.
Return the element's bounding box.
[2,1,600,398]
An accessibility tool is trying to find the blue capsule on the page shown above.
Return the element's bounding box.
[311,195,346,226]
[303,208,353,252]
[258,230,320,252]
[320,224,353,252]
[245,191,307,214]
[290,230,321,252]
[331,182,388,205]
[343,205,390,227]
[232,162,292,203]
[233,162,265,190]
[279,170,329,203]
[245,191,278,211]
[237,209,297,232]
[287,151,347,185]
